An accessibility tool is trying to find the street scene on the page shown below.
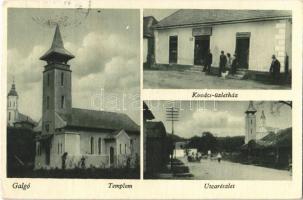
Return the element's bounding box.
[143,101,292,180]
[143,9,292,89]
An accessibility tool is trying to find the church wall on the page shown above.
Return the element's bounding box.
[50,134,65,169]
[79,130,108,155]
[64,132,81,155]
[34,141,46,169]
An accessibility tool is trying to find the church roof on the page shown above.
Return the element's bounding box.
[40,24,74,61]
[60,108,139,133]
[7,82,18,97]
[154,9,292,29]
[15,113,37,126]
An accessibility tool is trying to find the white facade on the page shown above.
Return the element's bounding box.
[7,95,18,126]
[35,129,140,169]
[155,19,292,72]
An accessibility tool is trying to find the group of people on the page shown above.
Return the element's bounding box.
[201,49,282,83]
[202,50,238,77]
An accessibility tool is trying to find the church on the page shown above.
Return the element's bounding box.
[7,81,37,129]
[34,25,140,170]
[245,101,278,144]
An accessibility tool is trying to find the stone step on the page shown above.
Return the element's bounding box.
[226,74,247,80]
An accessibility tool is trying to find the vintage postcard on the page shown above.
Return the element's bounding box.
[1,0,302,199]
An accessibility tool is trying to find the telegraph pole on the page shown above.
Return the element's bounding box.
[166,107,179,169]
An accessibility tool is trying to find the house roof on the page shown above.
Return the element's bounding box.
[40,24,74,62]
[145,121,166,138]
[242,127,292,149]
[143,101,155,120]
[60,108,140,132]
[154,9,292,29]
[143,16,158,38]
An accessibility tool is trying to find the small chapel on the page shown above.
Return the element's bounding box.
[34,25,140,169]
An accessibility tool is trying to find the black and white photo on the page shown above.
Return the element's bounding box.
[143,9,292,89]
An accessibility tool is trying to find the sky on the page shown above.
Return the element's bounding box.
[145,101,292,138]
[7,8,140,123]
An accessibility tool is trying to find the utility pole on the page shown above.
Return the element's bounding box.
[166,107,179,170]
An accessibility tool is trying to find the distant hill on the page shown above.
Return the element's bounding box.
[167,133,187,142]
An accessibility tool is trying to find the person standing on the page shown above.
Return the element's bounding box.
[218,51,227,77]
[204,49,213,74]
[217,152,222,163]
[230,54,238,75]
[269,54,281,84]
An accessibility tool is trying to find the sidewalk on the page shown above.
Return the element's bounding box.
[144,70,291,90]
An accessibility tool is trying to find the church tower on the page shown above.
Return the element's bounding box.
[260,110,266,128]
[7,80,18,126]
[245,101,257,144]
[40,24,74,135]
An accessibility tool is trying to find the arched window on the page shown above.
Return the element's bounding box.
[119,144,122,154]
[98,138,101,155]
[90,137,94,154]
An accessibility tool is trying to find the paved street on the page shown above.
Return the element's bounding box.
[179,157,291,180]
[144,70,290,89]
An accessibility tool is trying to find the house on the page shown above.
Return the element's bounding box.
[7,81,37,129]
[143,16,158,68]
[153,10,292,78]
[34,25,140,170]
[143,102,170,175]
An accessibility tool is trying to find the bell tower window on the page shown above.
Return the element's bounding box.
[61,72,64,86]
[46,96,50,109]
[47,73,50,86]
[61,96,65,108]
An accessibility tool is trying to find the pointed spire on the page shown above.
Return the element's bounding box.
[40,24,74,62]
[51,24,64,49]
[245,101,257,114]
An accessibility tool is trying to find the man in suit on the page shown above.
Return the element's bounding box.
[218,51,227,77]
[204,49,213,74]
[269,54,281,84]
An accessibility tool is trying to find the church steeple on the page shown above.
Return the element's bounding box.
[7,80,19,126]
[245,101,257,144]
[40,25,73,135]
[40,24,74,64]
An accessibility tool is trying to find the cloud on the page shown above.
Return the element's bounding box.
[7,30,140,123]
[176,110,245,138]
